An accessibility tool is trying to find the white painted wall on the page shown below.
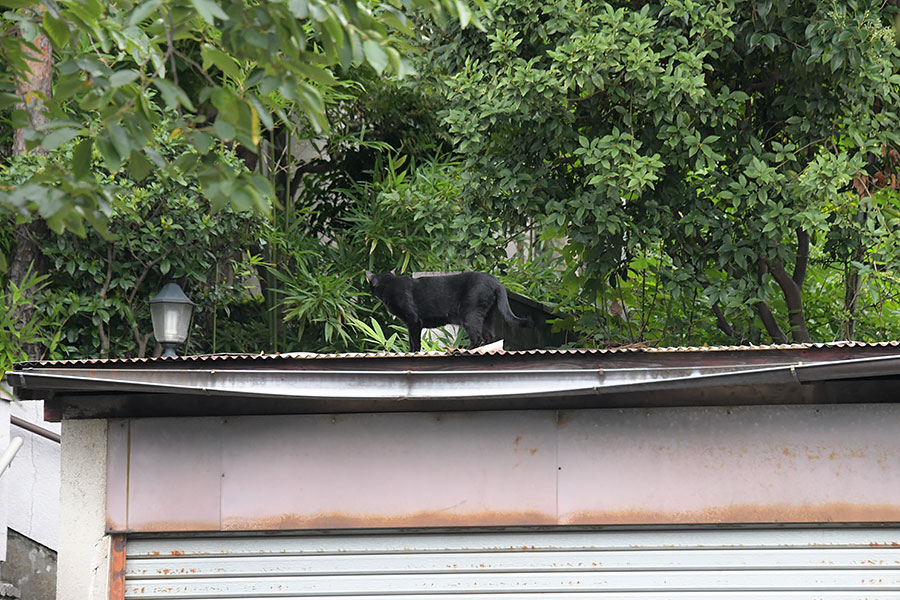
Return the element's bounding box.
[0,398,9,561]
[8,399,60,550]
[57,419,108,600]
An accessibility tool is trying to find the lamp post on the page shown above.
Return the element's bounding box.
[149,282,194,357]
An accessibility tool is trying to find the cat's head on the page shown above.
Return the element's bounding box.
[365,269,397,298]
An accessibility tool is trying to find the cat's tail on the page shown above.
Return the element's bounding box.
[496,287,533,328]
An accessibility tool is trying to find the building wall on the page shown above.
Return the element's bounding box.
[57,419,108,600]
[8,400,60,550]
[107,404,900,532]
[2,530,56,599]
[0,399,8,561]
[2,399,60,600]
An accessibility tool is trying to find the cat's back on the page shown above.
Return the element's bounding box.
[413,271,496,294]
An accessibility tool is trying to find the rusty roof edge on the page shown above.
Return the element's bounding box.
[10,340,900,368]
[8,353,900,402]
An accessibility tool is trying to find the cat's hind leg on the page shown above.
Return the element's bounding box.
[461,314,487,349]
[480,305,497,344]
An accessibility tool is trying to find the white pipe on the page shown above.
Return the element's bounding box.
[0,436,24,476]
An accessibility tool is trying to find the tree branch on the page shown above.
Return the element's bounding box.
[768,258,811,343]
[744,70,782,93]
[97,244,116,355]
[712,301,744,343]
[100,244,115,299]
[98,320,110,354]
[792,228,809,286]
[131,323,153,358]
[754,300,789,343]
[126,256,163,306]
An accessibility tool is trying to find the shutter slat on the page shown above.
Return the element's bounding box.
[124,570,900,597]
[125,548,900,579]
[124,529,900,599]
[125,529,900,557]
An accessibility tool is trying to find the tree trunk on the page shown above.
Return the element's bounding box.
[767,229,811,343]
[8,7,53,360]
[753,258,789,343]
[12,7,52,155]
[842,239,864,341]
[843,262,859,340]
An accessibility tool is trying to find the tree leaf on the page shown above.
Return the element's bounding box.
[127,0,163,26]
[129,149,151,181]
[110,69,140,88]
[153,79,196,111]
[363,40,388,74]
[72,138,93,179]
[214,117,236,140]
[454,0,472,29]
[42,127,81,151]
[201,44,242,81]
[0,92,21,108]
[189,0,229,24]
[42,10,70,49]
[295,62,337,86]
[288,0,308,18]
[107,123,131,159]
[95,133,124,172]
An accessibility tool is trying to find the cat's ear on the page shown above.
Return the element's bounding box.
[365,270,375,283]
[390,268,397,275]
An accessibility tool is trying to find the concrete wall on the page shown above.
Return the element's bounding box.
[3,530,56,599]
[58,419,108,600]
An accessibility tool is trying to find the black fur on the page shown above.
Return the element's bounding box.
[366,270,532,352]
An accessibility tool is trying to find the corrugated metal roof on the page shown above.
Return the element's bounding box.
[14,340,900,367]
[10,341,900,420]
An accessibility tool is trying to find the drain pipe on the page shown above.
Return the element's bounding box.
[0,436,23,476]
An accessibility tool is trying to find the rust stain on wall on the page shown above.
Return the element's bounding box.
[222,509,557,531]
[120,519,220,533]
[122,501,900,532]
[562,501,900,525]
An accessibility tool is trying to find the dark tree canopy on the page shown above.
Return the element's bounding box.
[428,0,900,343]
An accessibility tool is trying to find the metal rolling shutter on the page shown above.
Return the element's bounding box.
[124,528,900,598]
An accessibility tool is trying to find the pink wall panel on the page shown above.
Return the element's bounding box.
[126,417,223,531]
[220,412,558,529]
[557,405,900,524]
[108,405,900,532]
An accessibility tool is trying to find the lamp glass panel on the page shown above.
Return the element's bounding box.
[150,302,192,344]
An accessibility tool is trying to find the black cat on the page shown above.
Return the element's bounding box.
[365,270,533,352]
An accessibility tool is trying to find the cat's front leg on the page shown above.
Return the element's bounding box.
[408,324,422,353]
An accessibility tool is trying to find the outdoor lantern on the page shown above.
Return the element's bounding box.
[149,282,194,357]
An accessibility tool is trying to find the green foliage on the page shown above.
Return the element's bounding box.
[5,0,900,359]
[0,266,66,381]
[0,132,267,358]
[0,0,488,233]
[428,0,900,344]
[262,151,481,352]
[346,315,405,352]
